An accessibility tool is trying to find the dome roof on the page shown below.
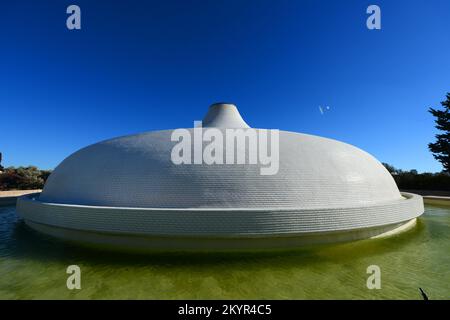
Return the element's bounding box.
[40,103,402,209]
[17,103,424,249]
[39,128,401,210]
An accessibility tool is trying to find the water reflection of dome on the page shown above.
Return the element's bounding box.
[17,103,424,250]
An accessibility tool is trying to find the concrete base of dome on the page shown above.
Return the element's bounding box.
[16,192,424,251]
[24,218,418,252]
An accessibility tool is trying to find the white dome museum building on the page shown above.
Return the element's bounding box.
[17,103,424,250]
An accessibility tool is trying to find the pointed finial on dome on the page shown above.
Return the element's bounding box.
[202,103,250,128]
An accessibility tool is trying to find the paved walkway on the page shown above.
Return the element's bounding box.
[400,189,450,206]
[0,190,42,197]
[0,190,41,206]
[401,189,450,197]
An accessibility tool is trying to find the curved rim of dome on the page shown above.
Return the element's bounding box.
[17,193,424,239]
[23,192,417,212]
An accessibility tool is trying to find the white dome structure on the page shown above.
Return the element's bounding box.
[17,103,424,251]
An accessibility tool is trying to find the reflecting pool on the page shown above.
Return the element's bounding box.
[0,205,449,299]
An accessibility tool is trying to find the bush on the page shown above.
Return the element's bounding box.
[0,166,52,191]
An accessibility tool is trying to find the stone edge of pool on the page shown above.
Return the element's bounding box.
[0,190,41,206]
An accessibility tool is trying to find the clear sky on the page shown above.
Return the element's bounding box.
[1,0,449,172]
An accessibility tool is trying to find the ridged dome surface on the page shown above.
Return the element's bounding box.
[39,129,402,209]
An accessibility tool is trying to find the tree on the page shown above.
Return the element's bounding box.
[382,162,450,191]
[428,93,450,172]
[382,162,398,174]
[0,166,51,190]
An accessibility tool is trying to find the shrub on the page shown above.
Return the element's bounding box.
[0,166,52,191]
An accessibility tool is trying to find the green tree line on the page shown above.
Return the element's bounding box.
[0,166,52,191]
[382,163,450,191]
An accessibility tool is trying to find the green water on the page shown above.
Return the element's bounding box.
[0,205,449,299]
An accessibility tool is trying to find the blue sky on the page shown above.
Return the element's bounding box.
[1,0,449,172]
